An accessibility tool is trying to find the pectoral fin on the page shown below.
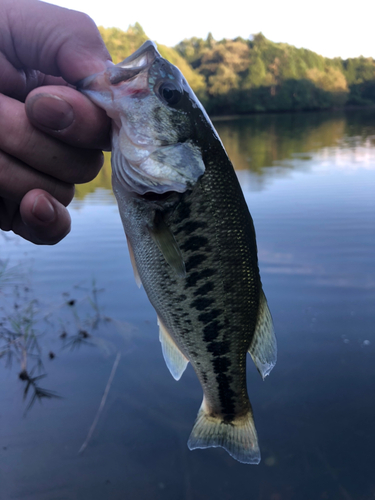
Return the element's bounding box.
[158,316,189,380]
[149,212,185,278]
[126,236,142,288]
[248,289,277,379]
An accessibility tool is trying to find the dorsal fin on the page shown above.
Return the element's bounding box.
[248,289,277,379]
[158,316,189,380]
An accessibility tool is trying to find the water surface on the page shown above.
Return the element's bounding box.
[0,110,374,500]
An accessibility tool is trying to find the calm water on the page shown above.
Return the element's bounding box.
[0,110,374,500]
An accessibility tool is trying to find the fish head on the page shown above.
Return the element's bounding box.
[78,41,206,196]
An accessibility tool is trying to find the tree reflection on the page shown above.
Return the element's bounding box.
[215,112,347,173]
[74,110,375,201]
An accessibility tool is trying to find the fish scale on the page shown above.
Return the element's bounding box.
[79,40,277,464]
[123,149,260,421]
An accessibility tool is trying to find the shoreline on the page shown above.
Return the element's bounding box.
[211,104,375,122]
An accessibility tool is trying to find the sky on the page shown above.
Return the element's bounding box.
[47,0,374,60]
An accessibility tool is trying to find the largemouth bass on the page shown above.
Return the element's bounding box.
[79,41,277,464]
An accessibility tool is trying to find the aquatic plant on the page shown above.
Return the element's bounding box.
[0,260,111,413]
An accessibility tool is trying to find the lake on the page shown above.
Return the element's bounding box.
[0,109,374,500]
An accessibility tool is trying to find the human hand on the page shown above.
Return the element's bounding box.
[0,0,112,244]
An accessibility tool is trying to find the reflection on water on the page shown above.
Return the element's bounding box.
[1,110,374,499]
[75,109,375,200]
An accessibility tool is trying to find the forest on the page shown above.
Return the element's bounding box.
[98,23,375,115]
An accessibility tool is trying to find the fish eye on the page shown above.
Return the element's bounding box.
[158,82,182,106]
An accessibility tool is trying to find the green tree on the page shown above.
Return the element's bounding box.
[208,64,239,95]
[157,45,206,97]
[95,25,374,116]
[243,54,266,88]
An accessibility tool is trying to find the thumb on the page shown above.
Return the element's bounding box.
[3,0,111,84]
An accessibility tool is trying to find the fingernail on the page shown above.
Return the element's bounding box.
[32,195,56,223]
[28,94,74,131]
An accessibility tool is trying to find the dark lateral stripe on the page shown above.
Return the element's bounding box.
[216,372,236,416]
[203,320,221,341]
[176,220,207,235]
[180,235,209,252]
[185,268,216,288]
[198,309,222,324]
[190,297,215,311]
[206,339,230,356]
[176,201,191,223]
[193,281,214,296]
[185,254,207,273]
[213,356,232,374]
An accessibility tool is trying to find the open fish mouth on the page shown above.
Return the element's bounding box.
[78,41,159,96]
[111,41,158,79]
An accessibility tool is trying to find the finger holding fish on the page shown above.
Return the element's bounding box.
[25,85,111,152]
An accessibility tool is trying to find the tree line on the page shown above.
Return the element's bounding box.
[98,24,375,115]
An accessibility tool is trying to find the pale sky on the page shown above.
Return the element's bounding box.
[48,0,374,60]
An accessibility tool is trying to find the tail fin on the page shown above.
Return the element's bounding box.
[187,400,260,464]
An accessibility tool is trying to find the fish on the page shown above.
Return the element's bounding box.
[78,41,277,464]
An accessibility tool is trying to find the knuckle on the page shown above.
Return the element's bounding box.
[49,182,75,207]
[73,152,104,184]
[73,10,96,29]
[0,152,21,202]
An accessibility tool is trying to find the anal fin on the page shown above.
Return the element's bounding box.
[248,289,277,379]
[158,316,189,381]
